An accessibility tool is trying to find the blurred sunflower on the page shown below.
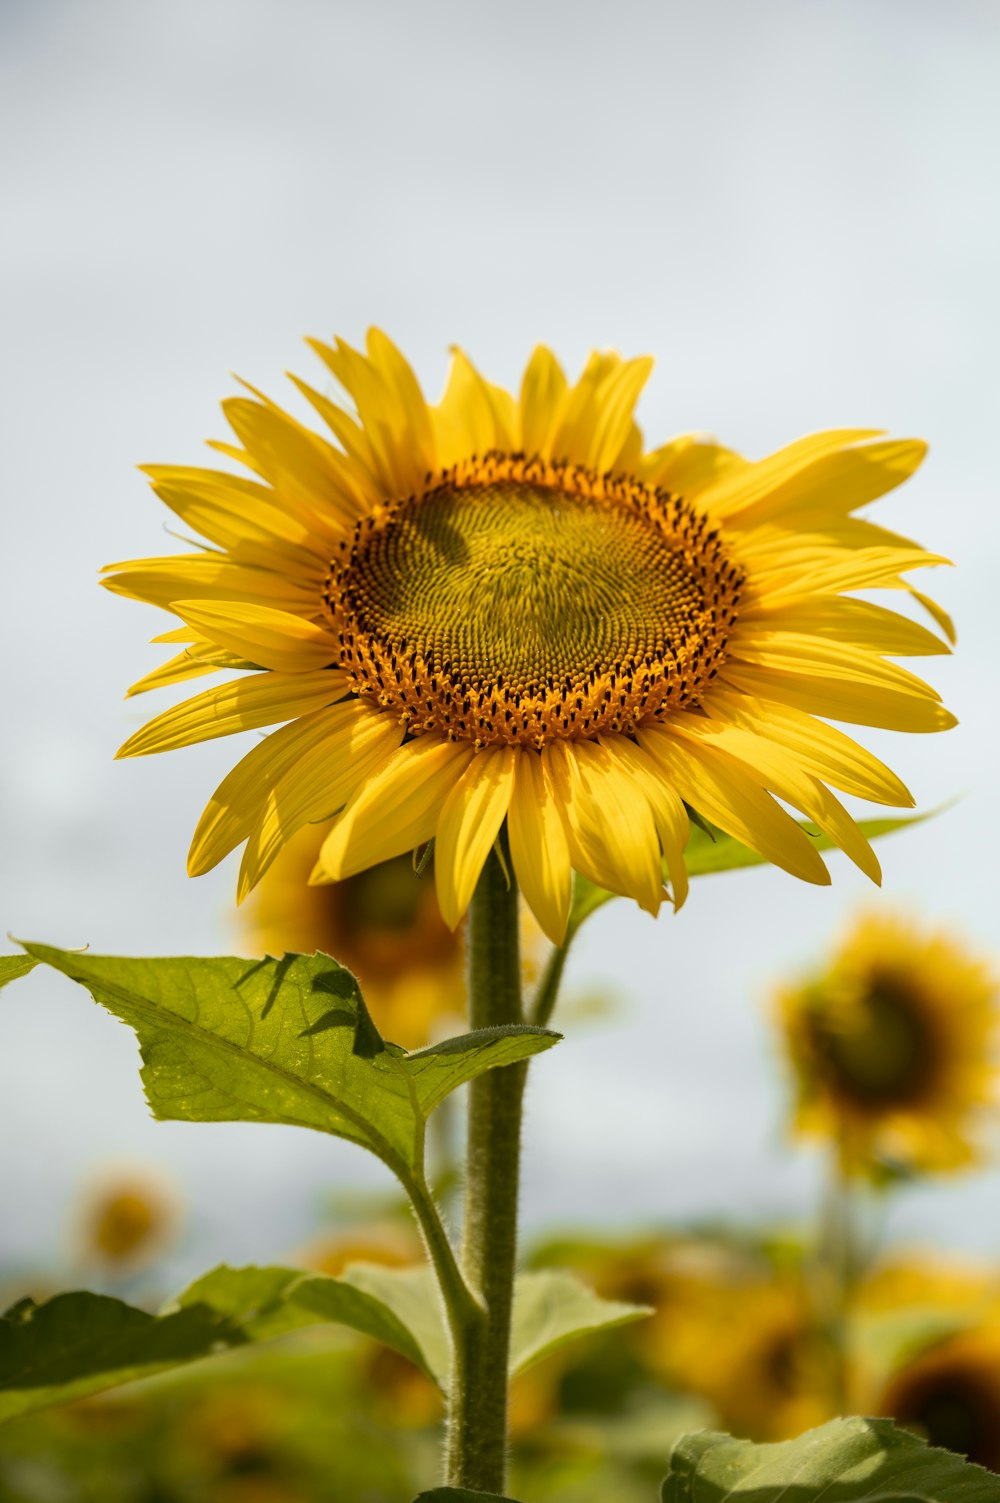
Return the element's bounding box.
[241,831,463,1049]
[777,913,998,1175]
[647,1262,831,1441]
[105,332,953,943]
[76,1168,181,1273]
[878,1323,1000,1471]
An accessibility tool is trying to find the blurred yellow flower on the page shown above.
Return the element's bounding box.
[878,1322,1000,1471]
[650,1262,831,1440]
[106,331,953,944]
[242,829,463,1049]
[776,912,998,1175]
[76,1168,181,1272]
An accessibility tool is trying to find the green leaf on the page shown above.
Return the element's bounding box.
[683,810,934,879]
[340,1264,650,1390]
[338,1263,452,1389]
[509,1269,651,1374]
[0,1261,448,1425]
[0,954,37,990]
[21,945,559,1178]
[661,1416,1000,1502]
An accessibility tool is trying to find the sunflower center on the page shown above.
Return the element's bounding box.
[811,979,935,1108]
[324,453,743,746]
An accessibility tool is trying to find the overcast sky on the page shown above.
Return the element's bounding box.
[2,0,999,1287]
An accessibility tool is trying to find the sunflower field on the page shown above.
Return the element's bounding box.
[3,4,999,1502]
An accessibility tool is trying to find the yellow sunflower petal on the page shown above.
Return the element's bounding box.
[125,646,248,697]
[598,736,691,910]
[701,689,912,806]
[728,632,947,700]
[317,737,476,882]
[545,739,664,915]
[188,709,339,875]
[222,395,371,527]
[311,335,428,496]
[641,435,748,496]
[550,351,623,467]
[102,555,319,615]
[140,464,333,559]
[721,437,927,527]
[668,716,880,883]
[238,701,404,899]
[518,346,568,458]
[738,597,950,657]
[638,725,830,885]
[757,547,950,602]
[507,748,573,945]
[434,747,516,929]
[117,670,343,757]
[903,586,957,646]
[697,429,883,519]
[720,662,956,733]
[434,347,518,467]
[588,357,654,474]
[169,601,338,674]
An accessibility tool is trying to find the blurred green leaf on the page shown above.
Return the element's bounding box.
[20,945,558,1178]
[0,955,37,990]
[510,1269,651,1375]
[661,1416,999,1501]
[340,1264,452,1389]
[0,1261,449,1424]
[343,1264,650,1390]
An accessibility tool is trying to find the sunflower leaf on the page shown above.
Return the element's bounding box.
[0,1262,439,1425]
[19,945,559,1178]
[661,1416,1000,1502]
[684,809,935,879]
[341,1263,651,1390]
[0,954,37,991]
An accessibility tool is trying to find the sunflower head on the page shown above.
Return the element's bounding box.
[777,912,998,1176]
[106,331,955,944]
[646,1257,832,1441]
[878,1323,1000,1472]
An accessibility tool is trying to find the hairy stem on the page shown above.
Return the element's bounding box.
[445,838,524,1492]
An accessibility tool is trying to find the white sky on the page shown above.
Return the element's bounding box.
[2,0,999,1286]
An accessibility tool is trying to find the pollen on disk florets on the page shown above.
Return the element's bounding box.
[322,452,746,748]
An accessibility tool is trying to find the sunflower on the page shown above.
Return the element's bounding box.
[878,1323,1000,1471]
[76,1168,181,1271]
[776,912,998,1174]
[241,835,463,1049]
[104,332,954,943]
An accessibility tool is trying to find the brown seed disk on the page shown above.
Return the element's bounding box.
[322,452,744,748]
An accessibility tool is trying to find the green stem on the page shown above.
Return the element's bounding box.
[446,838,525,1492]
[530,939,569,1030]
[403,1168,482,1341]
[822,1147,856,1414]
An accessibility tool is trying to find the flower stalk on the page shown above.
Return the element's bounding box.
[445,835,526,1492]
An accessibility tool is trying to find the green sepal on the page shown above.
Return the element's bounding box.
[19,944,559,1178]
[0,1262,444,1425]
[0,954,37,990]
[661,1416,1000,1502]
